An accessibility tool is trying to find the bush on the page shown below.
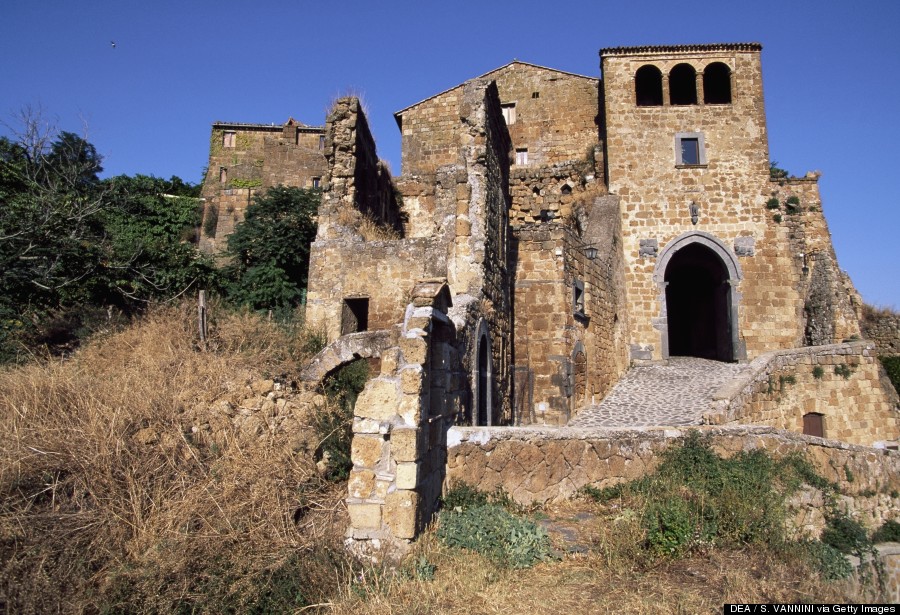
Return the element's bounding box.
[880,356,900,395]
[437,504,553,568]
[872,520,900,543]
[822,513,870,556]
[802,540,854,580]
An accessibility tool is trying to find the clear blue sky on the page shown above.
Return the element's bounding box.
[2,0,898,307]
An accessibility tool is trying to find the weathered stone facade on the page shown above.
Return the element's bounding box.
[199,119,327,254]
[202,43,900,552]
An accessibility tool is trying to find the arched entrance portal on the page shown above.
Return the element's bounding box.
[664,243,733,361]
[654,232,744,363]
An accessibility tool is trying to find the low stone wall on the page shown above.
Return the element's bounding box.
[842,543,900,603]
[705,342,899,446]
[445,425,900,530]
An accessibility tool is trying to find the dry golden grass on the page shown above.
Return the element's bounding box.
[0,303,350,614]
[328,499,856,615]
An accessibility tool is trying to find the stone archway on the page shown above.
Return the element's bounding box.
[653,232,745,362]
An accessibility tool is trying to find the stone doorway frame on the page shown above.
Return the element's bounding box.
[652,231,746,361]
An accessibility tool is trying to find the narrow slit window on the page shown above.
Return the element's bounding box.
[311,177,321,189]
[219,167,227,183]
[573,279,586,317]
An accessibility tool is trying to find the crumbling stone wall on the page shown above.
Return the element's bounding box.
[199,120,327,254]
[347,281,465,557]
[862,306,900,356]
[511,212,628,425]
[321,98,403,236]
[705,341,899,446]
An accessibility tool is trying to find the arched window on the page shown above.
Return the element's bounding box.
[635,65,663,106]
[669,63,697,105]
[703,62,732,104]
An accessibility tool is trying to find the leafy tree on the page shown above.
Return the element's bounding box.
[225,186,319,310]
[100,174,218,305]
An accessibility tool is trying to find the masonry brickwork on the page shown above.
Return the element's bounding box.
[199,120,327,254]
[200,42,899,553]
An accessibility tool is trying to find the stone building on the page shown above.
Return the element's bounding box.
[201,43,898,550]
[199,119,327,254]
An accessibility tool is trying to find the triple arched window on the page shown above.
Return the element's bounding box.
[635,61,732,106]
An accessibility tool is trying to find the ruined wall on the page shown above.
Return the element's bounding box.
[449,80,514,424]
[508,159,604,225]
[706,342,900,446]
[512,215,627,425]
[862,306,900,356]
[445,425,900,521]
[347,282,465,556]
[199,121,326,253]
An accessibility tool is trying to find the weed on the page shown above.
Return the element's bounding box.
[801,540,854,580]
[773,213,783,223]
[813,366,824,380]
[779,374,796,387]
[437,504,554,569]
[834,364,853,380]
[766,197,781,210]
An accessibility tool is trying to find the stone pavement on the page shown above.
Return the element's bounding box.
[567,357,752,428]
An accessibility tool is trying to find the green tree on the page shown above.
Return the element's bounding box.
[224,185,319,310]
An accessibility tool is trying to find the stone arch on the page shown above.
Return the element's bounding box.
[653,232,745,361]
[299,330,393,384]
[669,63,698,105]
[472,319,493,426]
[635,65,663,106]
[703,61,732,104]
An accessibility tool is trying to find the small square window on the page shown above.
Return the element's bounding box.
[573,279,586,316]
[223,131,236,148]
[311,177,320,189]
[501,103,516,126]
[675,132,706,166]
[531,91,540,99]
[515,148,528,166]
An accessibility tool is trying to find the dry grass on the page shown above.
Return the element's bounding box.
[0,302,350,613]
[327,498,857,615]
[862,303,899,323]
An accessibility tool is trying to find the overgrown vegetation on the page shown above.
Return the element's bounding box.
[0,303,354,613]
[879,355,900,394]
[437,482,553,569]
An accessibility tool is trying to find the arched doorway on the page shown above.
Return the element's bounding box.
[664,243,733,361]
[654,232,744,362]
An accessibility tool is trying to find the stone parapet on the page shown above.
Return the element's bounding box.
[705,341,900,446]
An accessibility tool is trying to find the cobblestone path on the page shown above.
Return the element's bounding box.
[568,357,752,428]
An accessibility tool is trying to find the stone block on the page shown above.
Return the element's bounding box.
[391,427,422,462]
[384,490,420,540]
[400,336,428,365]
[348,469,376,499]
[400,367,423,395]
[351,435,386,469]
[348,502,382,529]
[355,378,399,421]
[396,462,420,489]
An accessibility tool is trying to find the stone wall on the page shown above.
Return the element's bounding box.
[347,281,464,557]
[601,44,860,362]
[862,306,900,356]
[511,213,628,425]
[705,342,899,446]
[445,424,900,527]
[199,121,327,254]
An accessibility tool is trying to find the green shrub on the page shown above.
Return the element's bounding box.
[802,540,853,580]
[203,204,219,237]
[822,513,870,555]
[872,520,900,543]
[879,356,900,394]
[773,213,783,223]
[766,197,781,210]
[315,359,369,481]
[813,366,824,380]
[785,195,801,213]
[442,480,490,511]
[437,504,553,568]
[834,364,853,380]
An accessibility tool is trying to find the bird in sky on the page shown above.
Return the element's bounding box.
[110,41,116,49]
